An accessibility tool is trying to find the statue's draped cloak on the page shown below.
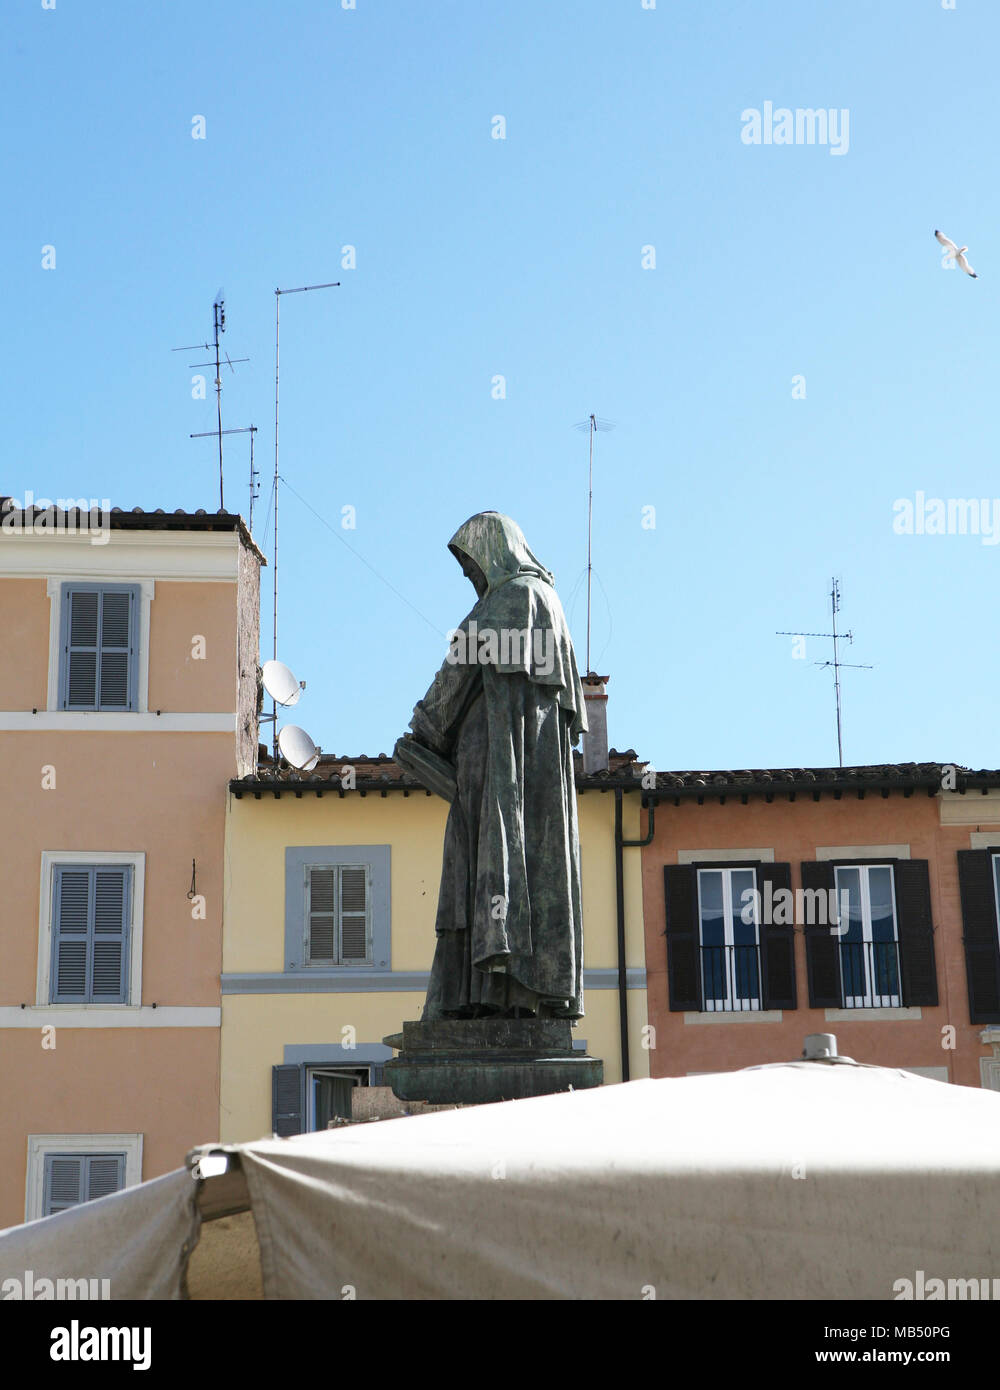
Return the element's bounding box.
[404,513,588,1020]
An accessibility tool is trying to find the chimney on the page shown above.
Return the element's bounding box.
[581,673,609,774]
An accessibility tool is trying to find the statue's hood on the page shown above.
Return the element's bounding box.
[448,512,553,592]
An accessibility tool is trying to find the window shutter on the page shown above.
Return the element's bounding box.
[62,586,136,710]
[663,865,701,1011]
[44,1156,84,1216]
[339,866,369,961]
[272,1064,304,1136]
[52,867,90,1002]
[65,590,99,708]
[758,862,796,1010]
[802,861,840,1008]
[893,859,937,1007]
[92,868,129,1001]
[308,868,337,962]
[86,1154,126,1202]
[98,590,133,709]
[51,866,129,1003]
[957,849,1000,1024]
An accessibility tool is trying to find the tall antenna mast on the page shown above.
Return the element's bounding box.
[272,280,340,759]
[173,292,249,510]
[776,576,874,766]
[573,413,615,674]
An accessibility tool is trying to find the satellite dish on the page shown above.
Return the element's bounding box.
[278,725,320,771]
[262,659,302,708]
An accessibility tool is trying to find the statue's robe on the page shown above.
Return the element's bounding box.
[398,513,588,1020]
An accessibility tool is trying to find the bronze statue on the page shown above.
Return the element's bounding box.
[395,512,588,1021]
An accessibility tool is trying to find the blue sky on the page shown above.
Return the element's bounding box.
[4,0,996,772]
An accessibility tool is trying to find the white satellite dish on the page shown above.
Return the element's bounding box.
[278,724,320,772]
[262,659,302,708]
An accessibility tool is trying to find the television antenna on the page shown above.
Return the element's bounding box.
[268,280,340,764]
[572,414,615,674]
[260,659,320,770]
[173,291,249,510]
[188,425,258,524]
[776,577,874,767]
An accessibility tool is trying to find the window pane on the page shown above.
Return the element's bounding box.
[698,871,724,946]
[834,868,862,942]
[868,867,896,942]
[730,869,757,945]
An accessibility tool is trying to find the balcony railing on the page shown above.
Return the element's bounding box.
[701,944,762,1012]
[839,938,901,1008]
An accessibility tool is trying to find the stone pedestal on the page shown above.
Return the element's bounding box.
[383,1019,603,1105]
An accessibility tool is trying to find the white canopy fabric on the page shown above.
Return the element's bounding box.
[0,1169,197,1301]
[3,1062,1000,1300]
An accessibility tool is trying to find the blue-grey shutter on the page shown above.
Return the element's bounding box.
[64,590,99,708]
[92,868,129,1000]
[86,1154,126,1201]
[339,866,369,961]
[98,589,133,708]
[51,868,90,1001]
[51,865,129,1003]
[44,1155,84,1215]
[272,1065,304,1136]
[308,868,337,963]
[61,586,137,710]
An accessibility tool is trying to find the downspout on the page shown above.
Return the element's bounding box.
[614,789,655,1084]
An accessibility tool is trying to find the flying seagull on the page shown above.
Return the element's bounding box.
[935,229,978,278]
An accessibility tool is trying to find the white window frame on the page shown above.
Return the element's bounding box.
[46,577,154,713]
[834,863,901,1008]
[25,1133,142,1223]
[305,1065,371,1130]
[37,851,145,1007]
[696,866,761,1013]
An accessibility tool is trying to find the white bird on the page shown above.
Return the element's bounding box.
[935,229,978,278]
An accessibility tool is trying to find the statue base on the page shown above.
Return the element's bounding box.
[382,1019,603,1105]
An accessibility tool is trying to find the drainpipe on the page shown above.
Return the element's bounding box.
[614,789,655,1084]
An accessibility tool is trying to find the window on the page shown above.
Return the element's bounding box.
[696,867,761,1011]
[50,864,131,1003]
[306,865,370,965]
[663,861,796,1013]
[284,846,391,972]
[38,852,144,1008]
[58,584,139,710]
[307,1067,371,1128]
[803,857,936,1011]
[26,1134,142,1223]
[43,1153,125,1216]
[956,847,1000,1023]
[833,865,901,1007]
[272,1060,384,1136]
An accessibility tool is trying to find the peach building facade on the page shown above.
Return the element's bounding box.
[640,765,1000,1089]
[0,502,261,1229]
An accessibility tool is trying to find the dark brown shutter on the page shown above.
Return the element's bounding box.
[893,860,937,1006]
[957,849,1000,1024]
[802,861,840,1008]
[663,865,701,1011]
[758,862,796,1009]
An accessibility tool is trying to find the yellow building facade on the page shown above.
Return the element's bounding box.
[220,756,650,1142]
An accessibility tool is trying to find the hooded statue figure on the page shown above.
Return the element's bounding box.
[394,512,588,1020]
